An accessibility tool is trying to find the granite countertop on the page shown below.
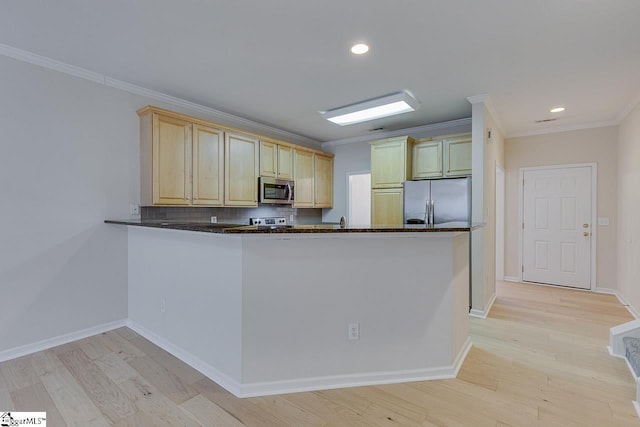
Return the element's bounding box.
[105,220,482,233]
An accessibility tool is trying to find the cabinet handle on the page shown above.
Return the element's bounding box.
[185,196,190,201]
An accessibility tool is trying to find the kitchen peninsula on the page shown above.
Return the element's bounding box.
[108,220,475,397]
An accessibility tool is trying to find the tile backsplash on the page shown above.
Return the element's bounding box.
[141,206,324,225]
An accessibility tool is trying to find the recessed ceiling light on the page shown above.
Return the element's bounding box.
[550,107,565,113]
[351,43,369,55]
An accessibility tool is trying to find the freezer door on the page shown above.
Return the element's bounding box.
[403,180,431,224]
[430,177,470,224]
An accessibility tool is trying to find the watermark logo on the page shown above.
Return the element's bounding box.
[0,412,46,426]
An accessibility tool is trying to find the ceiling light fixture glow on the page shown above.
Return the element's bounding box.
[351,43,369,55]
[550,107,565,113]
[322,91,419,126]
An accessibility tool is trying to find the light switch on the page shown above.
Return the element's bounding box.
[598,217,609,226]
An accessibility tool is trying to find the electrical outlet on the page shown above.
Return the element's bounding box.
[160,298,166,313]
[210,216,217,223]
[348,322,359,340]
[130,204,140,215]
[290,214,294,222]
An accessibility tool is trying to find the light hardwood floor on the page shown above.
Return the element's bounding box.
[1,281,638,426]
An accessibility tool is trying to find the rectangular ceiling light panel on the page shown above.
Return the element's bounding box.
[322,91,419,126]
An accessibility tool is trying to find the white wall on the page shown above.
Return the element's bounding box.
[504,126,618,289]
[0,56,136,351]
[617,102,640,311]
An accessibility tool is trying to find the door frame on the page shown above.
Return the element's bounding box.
[495,165,505,281]
[517,163,597,289]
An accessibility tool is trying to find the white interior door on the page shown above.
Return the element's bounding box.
[348,173,371,227]
[522,166,592,289]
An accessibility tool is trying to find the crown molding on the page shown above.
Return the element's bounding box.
[616,88,640,124]
[0,43,320,147]
[321,117,472,148]
[505,119,619,139]
[466,93,505,135]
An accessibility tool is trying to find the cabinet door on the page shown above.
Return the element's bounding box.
[277,145,293,179]
[293,149,315,207]
[192,124,224,206]
[444,138,472,177]
[225,132,259,206]
[371,188,404,226]
[314,154,333,208]
[259,141,277,177]
[152,114,192,205]
[413,141,443,179]
[370,138,411,188]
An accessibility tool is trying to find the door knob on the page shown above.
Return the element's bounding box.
[583,232,590,237]
[583,223,589,228]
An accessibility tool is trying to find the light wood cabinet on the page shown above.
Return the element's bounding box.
[259,141,277,177]
[443,135,472,177]
[259,141,294,180]
[225,132,259,206]
[192,124,224,206]
[370,137,414,188]
[371,188,404,226]
[277,144,293,179]
[293,149,315,208]
[412,141,443,179]
[140,111,224,206]
[139,106,333,208]
[314,153,333,208]
[412,133,472,179]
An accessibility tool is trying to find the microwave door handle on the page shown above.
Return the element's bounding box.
[424,200,430,225]
[286,183,292,203]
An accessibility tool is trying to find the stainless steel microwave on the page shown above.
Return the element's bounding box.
[259,177,294,204]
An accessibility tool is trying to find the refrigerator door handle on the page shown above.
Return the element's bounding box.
[424,200,430,224]
[430,200,435,225]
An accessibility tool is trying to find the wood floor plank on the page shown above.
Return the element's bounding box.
[58,348,136,423]
[252,394,327,426]
[113,327,142,341]
[10,382,67,426]
[40,366,110,427]
[0,370,15,409]
[128,355,198,405]
[29,349,64,376]
[0,355,39,392]
[192,378,284,427]
[111,411,174,427]
[77,335,112,360]
[118,376,202,427]
[94,352,139,385]
[99,331,145,361]
[181,394,246,427]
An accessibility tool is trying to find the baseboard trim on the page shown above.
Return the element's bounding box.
[0,319,127,363]
[125,320,243,397]
[633,400,640,420]
[594,287,618,295]
[469,294,496,319]
[613,292,640,320]
[126,319,471,398]
[504,276,520,283]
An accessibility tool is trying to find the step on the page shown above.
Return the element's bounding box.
[623,336,640,377]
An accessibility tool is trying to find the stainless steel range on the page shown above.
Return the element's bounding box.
[249,217,289,227]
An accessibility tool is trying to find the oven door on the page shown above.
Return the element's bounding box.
[259,177,294,204]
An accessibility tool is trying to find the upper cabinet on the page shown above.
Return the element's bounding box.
[225,132,259,206]
[411,133,472,179]
[443,134,472,177]
[259,140,294,180]
[140,110,224,206]
[192,124,224,206]
[412,141,442,179]
[139,106,333,208]
[314,153,333,208]
[370,136,415,188]
[293,149,315,208]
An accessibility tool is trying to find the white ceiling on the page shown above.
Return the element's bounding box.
[2,0,640,143]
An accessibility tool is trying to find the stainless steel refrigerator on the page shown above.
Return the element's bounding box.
[403,177,471,225]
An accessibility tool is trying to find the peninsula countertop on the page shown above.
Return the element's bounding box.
[105,219,482,233]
